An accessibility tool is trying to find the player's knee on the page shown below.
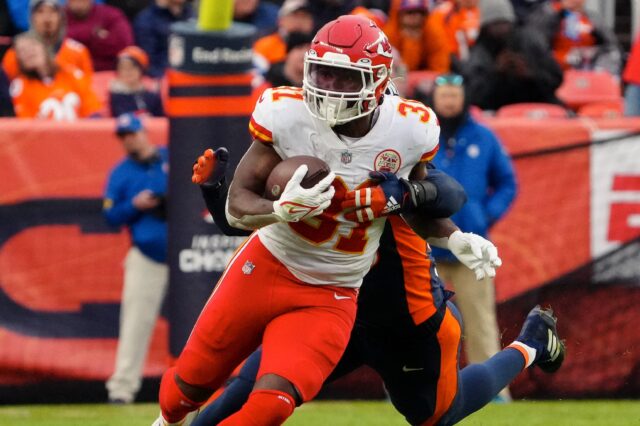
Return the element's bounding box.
[175,372,214,403]
[254,373,302,405]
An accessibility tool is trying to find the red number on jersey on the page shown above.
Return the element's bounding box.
[271,87,304,102]
[398,100,431,123]
[288,179,371,254]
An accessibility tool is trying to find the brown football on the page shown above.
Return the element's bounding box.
[264,155,331,201]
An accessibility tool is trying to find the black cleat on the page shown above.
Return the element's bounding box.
[516,305,566,373]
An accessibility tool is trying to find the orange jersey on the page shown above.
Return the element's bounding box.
[552,9,597,70]
[3,38,94,81]
[430,2,480,59]
[384,0,451,72]
[253,33,287,65]
[10,65,102,119]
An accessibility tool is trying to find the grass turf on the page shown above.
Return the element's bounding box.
[0,400,638,425]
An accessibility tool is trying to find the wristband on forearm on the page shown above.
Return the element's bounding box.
[400,178,438,211]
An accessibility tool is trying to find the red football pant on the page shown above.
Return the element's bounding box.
[161,234,357,423]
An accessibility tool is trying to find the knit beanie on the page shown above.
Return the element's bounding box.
[480,0,516,26]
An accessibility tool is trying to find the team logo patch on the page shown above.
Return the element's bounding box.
[242,260,255,275]
[374,149,402,173]
[341,151,352,165]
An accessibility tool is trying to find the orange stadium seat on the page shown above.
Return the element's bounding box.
[577,100,624,119]
[496,103,569,119]
[556,70,622,110]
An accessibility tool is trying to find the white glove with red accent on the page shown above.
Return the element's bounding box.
[447,230,502,280]
[273,165,336,222]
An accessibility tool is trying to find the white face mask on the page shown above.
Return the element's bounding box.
[302,54,388,127]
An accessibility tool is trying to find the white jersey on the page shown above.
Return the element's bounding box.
[249,86,440,288]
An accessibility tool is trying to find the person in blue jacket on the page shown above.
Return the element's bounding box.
[430,73,517,402]
[103,113,169,404]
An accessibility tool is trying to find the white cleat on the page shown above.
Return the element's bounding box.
[151,410,199,426]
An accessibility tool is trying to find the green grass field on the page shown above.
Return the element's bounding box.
[0,400,639,426]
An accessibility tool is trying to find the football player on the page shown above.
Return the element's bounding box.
[190,147,564,426]
[155,15,563,426]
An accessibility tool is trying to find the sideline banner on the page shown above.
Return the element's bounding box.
[0,119,169,385]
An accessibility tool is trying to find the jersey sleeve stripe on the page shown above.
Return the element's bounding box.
[249,116,273,143]
[420,145,440,162]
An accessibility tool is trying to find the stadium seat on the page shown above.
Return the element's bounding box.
[577,100,624,118]
[405,70,438,98]
[556,70,622,110]
[496,103,569,119]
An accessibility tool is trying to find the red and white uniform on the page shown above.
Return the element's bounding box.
[251,86,440,287]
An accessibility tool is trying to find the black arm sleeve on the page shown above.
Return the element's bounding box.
[401,168,467,218]
[199,179,252,237]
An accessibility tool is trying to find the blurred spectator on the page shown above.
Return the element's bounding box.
[429,73,517,404]
[264,31,311,87]
[384,0,450,72]
[233,0,279,38]
[623,31,640,117]
[109,45,163,117]
[1,0,29,37]
[430,0,480,64]
[308,0,360,32]
[104,113,169,405]
[105,0,150,21]
[510,0,547,24]
[527,0,621,75]
[9,32,101,118]
[254,0,313,68]
[66,0,133,71]
[463,0,563,110]
[134,0,192,78]
[3,0,94,80]
[0,68,15,116]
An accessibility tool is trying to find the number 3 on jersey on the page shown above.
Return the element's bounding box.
[289,179,371,254]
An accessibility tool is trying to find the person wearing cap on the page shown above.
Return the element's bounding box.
[133,0,193,78]
[428,72,517,404]
[462,0,563,110]
[9,32,101,119]
[383,0,451,72]
[109,45,164,117]
[104,112,169,404]
[2,0,94,81]
[253,0,314,68]
[65,0,133,71]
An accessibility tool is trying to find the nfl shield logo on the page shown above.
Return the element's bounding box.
[242,260,255,275]
[341,151,352,165]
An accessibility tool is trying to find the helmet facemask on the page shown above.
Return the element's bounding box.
[303,51,390,127]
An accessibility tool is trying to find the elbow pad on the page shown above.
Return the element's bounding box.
[401,170,467,218]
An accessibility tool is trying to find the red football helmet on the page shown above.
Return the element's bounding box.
[303,15,394,127]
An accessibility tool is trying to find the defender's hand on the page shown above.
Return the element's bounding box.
[341,171,406,222]
[273,165,336,222]
[192,147,229,185]
[448,231,502,280]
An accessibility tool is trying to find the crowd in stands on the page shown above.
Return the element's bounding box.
[0,0,637,119]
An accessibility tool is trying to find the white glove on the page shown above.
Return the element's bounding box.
[447,230,502,280]
[273,165,336,222]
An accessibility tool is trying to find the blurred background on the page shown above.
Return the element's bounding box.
[0,0,638,407]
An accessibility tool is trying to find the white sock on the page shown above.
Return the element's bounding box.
[507,341,537,368]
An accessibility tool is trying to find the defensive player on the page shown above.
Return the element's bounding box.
[154,15,464,426]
